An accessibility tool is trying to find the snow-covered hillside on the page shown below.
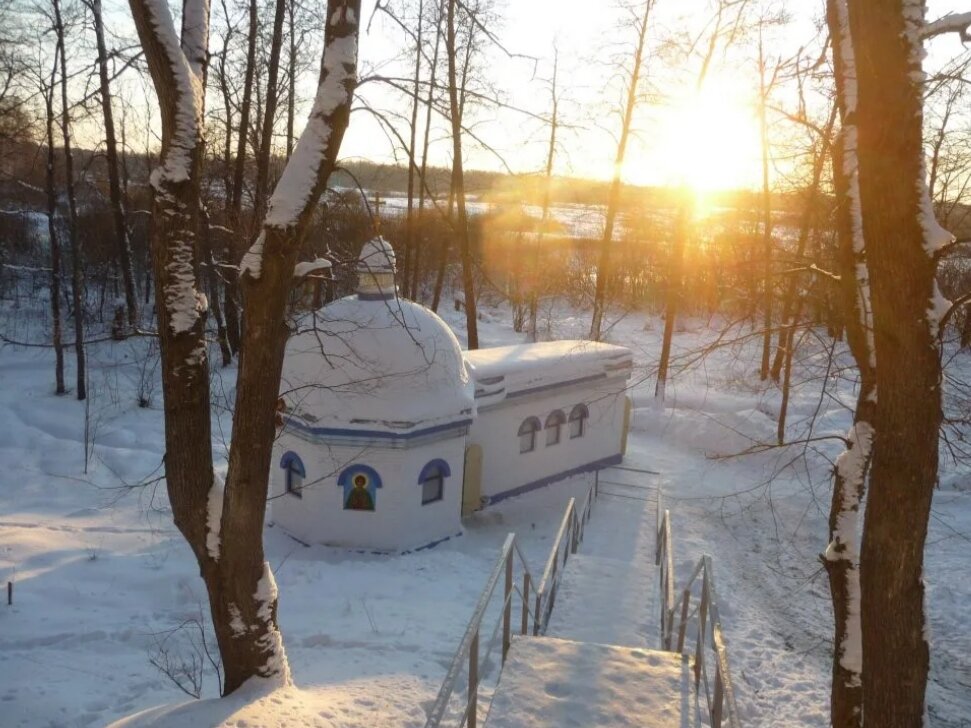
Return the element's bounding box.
[1,301,968,727]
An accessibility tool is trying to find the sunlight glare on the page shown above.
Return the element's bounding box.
[629,72,762,194]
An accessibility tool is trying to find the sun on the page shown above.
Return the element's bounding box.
[627,72,762,194]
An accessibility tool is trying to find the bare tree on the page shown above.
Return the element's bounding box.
[85,0,139,330]
[127,0,361,693]
[589,0,653,342]
[528,49,560,343]
[444,0,478,347]
[52,0,85,400]
[253,0,287,223]
[40,37,66,395]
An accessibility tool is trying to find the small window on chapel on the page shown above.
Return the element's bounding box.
[518,417,541,453]
[419,460,450,505]
[546,410,566,446]
[569,404,589,439]
[279,452,306,498]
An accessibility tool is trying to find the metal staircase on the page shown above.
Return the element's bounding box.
[425,469,741,728]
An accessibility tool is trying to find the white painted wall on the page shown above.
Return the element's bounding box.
[468,376,629,501]
[269,433,465,552]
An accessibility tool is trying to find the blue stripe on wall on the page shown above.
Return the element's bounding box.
[483,453,623,506]
[285,417,473,441]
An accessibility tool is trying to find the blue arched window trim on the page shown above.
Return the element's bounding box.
[279,451,306,498]
[338,464,382,511]
[418,459,450,505]
[418,458,452,483]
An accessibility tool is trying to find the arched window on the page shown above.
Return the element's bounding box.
[545,410,566,446]
[338,465,382,511]
[279,451,306,498]
[418,459,451,505]
[569,404,589,439]
[518,417,541,453]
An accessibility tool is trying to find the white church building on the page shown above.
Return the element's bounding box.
[269,237,633,552]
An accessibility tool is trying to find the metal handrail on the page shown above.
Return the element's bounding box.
[534,472,599,635]
[656,504,741,728]
[426,473,601,727]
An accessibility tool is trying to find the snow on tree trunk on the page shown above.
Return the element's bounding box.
[130,0,361,696]
[824,4,873,724]
[847,0,950,724]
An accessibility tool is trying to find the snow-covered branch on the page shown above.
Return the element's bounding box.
[240,1,360,279]
[920,11,971,41]
[130,0,204,187]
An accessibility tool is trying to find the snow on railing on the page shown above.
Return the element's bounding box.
[425,473,601,728]
[656,498,741,728]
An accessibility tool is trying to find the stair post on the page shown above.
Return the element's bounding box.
[468,631,479,728]
[502,547,513,663]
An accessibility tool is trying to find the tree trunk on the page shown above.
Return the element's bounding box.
[654,198,688,403]
[589,0,652,341]
[848,1,946,725]
[757,35,773,381]
[285,0,296,159]
[402,0,424,299]
[444,0,477,348]
[129,0,360,695]
[253,0,287,224]
[529,51,559,344]
[226,0,260,356]
[410,0,444,302]
[54,0,85,401]
[770,106,836,381]
[43,59,65,396]
[91,0,138,329]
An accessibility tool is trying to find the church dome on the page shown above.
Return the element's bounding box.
[280,240,473,435]
[357,235,396,274]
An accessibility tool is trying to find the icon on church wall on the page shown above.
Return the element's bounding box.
[339,465,381,511]
[346,473,375,510]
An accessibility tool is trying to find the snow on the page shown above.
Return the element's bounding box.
[253,562,291,684]
[280,296,474,433]
[464,340,633,397]
[486,637,694,728]
[293,258,332,278]
[2,296,970,726]
[833,0,875,370]
[206,473,223,561]
[240,231,265,280]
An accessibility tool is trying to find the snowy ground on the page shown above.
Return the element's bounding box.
[1,297,969,727]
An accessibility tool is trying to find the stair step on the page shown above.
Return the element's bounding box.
[546,554,660,648]
[485,636,696,728]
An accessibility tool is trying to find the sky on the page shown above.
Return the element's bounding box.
[82,0,971,192]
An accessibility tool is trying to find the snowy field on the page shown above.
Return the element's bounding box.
[1,298,969,727]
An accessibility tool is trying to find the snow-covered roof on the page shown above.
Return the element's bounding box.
[464,340,633,402]
[281,295,474,437]
[293,257,332,278]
